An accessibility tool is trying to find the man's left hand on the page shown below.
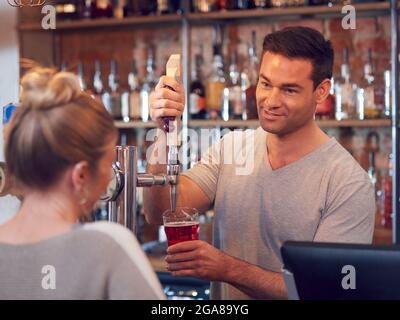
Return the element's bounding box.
[165,240,233,282]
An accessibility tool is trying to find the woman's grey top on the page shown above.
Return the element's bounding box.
[0,221,165,300]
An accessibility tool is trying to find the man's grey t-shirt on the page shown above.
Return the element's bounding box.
[182,126,375,300]
[0,221,165,299]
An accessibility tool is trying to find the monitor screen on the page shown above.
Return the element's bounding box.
[281,241,400,300]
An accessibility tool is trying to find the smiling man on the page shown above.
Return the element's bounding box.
[145,27,375,300]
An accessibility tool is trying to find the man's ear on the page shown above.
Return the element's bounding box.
[315,79,332,104]
[71,161,89,192]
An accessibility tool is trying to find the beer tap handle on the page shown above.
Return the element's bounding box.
[163,54,181,143]
[164,54,182,213]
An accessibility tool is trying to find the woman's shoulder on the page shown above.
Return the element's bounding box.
[77,222,165,299]
[81,221,136,238]
[78,221,141,254]
[73,221,151,273]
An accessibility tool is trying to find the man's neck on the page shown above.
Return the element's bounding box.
[266,120,330,170]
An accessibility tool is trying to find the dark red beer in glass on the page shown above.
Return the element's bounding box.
[163,207,199,246]
[164,221,200,246]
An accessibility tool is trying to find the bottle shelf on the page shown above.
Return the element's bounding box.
[187,2,390,24]
[317,119,391,128]
[18,13,182,31]
[115,119,391,129]
[18,2,390,31]
[189,119,260,128]
[115,121,158,129]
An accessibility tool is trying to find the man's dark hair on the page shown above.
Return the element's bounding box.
[262,26,334,89]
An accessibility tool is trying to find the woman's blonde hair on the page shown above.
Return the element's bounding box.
[5,67,117,190]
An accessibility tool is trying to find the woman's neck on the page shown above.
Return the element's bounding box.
[0,190,81,244]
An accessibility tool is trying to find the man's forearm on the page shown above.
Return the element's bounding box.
[222,255,288,300]
[143,162,171,225]
[143,131,172,224]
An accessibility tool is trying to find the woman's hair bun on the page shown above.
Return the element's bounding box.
[20,67,81,110]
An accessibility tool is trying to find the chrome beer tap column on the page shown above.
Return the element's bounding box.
[102,145,174,234]
[101,146,137,232]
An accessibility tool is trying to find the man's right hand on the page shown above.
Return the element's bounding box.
[149,76,185,130]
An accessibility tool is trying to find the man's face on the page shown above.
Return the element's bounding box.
[256,52,317,136]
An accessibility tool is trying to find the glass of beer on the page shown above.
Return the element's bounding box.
[163,207,200,246]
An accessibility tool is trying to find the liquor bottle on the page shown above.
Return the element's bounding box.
[93,60,104,103]
[77,61,86,91]
[123,0,139,16]
[168,0,184,13]
[140,49,157,122]
[130,60,142,121]
[222,51,243,121]
[102,60,122,120]
[190,54,207,120]
[225,0,255,9]
[225,0,239,9]
[101,69,111,113]
[242,30,259,120]
[308,0,326,5]
[158,0,183,14]
[384,70,391,118]
[289,0,306,6]
[158,0,169,14]
[192,0,220,12]
[380,154,393,229]
[122,60,141,122]
[121,64,131,123]
[364,131,381,218]
[60,61,68,71]
[368,150,377,189]
[55,0,79,20]
[206,44,225,120]
[79,0,94,19]
[93,0,113,18]
[334,47,357,120]
[113,0,125,18]
[356,48,380,120]
[109,60,122,120]
[139,0,158,15]
[270,0,288,7]
[254,0,271,7]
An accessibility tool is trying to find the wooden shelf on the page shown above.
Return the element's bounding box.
[18,2,390,31]
[114,119,391,129]
[18,13,182,31]
[317,119,391,128]
[187,2,390,24]
[115,121,157,129]
[189,119,260,128]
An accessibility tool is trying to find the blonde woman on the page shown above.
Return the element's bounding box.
[0,68,165,300]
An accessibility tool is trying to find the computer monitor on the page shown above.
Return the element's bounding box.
[281,241,400,300]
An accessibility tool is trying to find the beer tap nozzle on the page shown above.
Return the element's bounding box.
[167,146,180,212]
